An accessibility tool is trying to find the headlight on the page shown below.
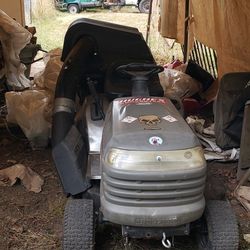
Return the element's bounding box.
[106,147,206,171]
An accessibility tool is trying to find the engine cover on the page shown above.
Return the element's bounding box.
[100,97,206,227]
[101,97,200,155]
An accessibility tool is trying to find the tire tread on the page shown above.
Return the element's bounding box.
[63,199,94,250]
[201,200,239,250]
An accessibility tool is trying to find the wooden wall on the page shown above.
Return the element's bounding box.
[0,0,25,25]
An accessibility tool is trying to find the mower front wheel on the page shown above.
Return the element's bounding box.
[63,198,95,250]
[198,200,239,250]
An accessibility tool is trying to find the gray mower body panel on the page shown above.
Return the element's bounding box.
[100,97,206,227]
[102,97,200,153]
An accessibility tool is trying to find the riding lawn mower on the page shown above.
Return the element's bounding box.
[51,18,239,249]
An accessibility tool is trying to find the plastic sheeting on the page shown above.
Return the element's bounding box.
[33,48,63,123]
[4,49,63,149]
[186,116,240,162]
[5,90,50,149]
[159,68,201,99]
[0,10,31,89]
[159,0,250,78]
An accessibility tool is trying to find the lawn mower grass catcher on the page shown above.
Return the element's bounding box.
[51,18,239,249]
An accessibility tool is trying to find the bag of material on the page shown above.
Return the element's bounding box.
[5,90,50,149]
[34,48,62,92]
[33,48,63,123]
[0,10,31,89]
[159,68,202,99]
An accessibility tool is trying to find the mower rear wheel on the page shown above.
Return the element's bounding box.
[68,4,79,14]
[198,200,239,250]
[138,0,150,13]
[63,198,95,250]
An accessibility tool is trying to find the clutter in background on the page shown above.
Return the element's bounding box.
[34,48,62,93]
[5,90,50,149]
[33,48,63,124]
[159,60,216,117]
[0,10,62,149]
[185,61,215,93]
[186,116,240,162]
[159,68,202,100]
[0,164,44,193]
[0,10,32,89]
[5,48,63,149]
[234,168,250,212]
[244,234,250,244]
[160,62,250,184]
[164,59,186,72]
[0,8,247,157]
[19,43,42,78]
[214,73,250,149]
[235,185,250,212]
[19,25,43,78]
[162,60,250,214]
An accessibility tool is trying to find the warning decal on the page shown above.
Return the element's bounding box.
[119,97,167,105]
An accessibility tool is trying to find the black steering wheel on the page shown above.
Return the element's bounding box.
[116,63,164,79]
[115,63,164,97]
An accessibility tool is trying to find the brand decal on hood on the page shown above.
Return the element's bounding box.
[149,136,163,146]
[162,115,178,123]
[121,114,178,127]
[139,115,161,126]
[121,116,137,123]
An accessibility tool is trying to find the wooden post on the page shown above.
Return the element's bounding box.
[183,0,189,63]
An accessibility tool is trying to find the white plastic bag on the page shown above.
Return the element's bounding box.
[0,10,32,89]
[5,90,50,149]
[33,48,63,123]
[159,68,202,99]
[34,48,62,92]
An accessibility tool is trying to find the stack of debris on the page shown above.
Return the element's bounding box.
[160,58,250,215]
[0,10,63,149]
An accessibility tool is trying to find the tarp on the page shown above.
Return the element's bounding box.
[159,0,250,78]
[0,9,31,89]
[159,0,185,43]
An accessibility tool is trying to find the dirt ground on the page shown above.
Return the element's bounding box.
[0,127,250,250]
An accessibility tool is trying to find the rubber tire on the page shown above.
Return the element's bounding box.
[68,4,79,14]
[63,199,95,250]
[198,200,239,250]
[138,0,150,13]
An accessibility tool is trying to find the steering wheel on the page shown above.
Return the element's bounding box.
[116,63,164,79]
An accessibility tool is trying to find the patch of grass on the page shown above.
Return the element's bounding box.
[32,7,148,51]
[32,0,55,20]
[32,5,182,63]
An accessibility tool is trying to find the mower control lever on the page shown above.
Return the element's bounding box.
[87,78,105,120]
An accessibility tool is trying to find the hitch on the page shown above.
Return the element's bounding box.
[162,233,172,249]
